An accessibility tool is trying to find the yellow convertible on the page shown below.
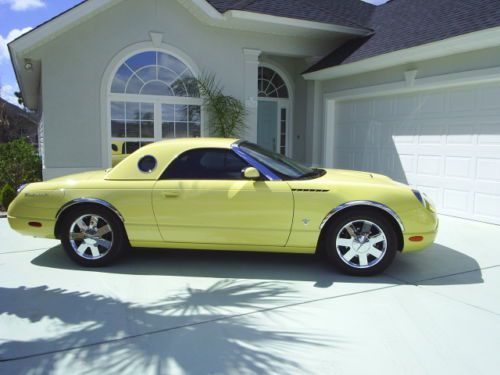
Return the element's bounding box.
[7,138,438,275]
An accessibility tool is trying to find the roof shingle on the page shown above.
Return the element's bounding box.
[306,0,500,73]
[207,0,375,29]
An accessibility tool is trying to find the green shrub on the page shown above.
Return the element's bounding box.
[1,184,16,210]
[0,139,41,190]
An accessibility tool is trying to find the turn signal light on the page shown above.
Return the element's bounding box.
[409,236,424,242]
[28,222,42,228]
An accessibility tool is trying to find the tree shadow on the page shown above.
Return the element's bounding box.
[31,243,483,287]
[0,281,332,374]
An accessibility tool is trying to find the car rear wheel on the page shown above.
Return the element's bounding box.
[324,210,398,276]
[60,206,127,267]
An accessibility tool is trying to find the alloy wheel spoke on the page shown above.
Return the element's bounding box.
[89,245,100,257]
[70,232,85,241]
[76,243,88,255]
[358,253,368,267]
[95,238,112,250]
[343,249,357,261]
[345,224,357,237]
[368,247,383,258]
[337,238,352,247]
[76,218,88,231]
[369,233,385,246]
[96,224,111,237]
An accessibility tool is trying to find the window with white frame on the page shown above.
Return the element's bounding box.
[109,50,201,164]
[258,67,289,98]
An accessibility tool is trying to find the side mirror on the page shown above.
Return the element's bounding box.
[242,167,261,180]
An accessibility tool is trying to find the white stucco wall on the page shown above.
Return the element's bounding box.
[26,0,342,178]
[306,45,500,164]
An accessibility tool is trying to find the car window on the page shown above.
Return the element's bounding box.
[161,148,250,180]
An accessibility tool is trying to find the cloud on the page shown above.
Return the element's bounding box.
[0,83,20,106]
[0,0,46,11]
[0,27,33,62]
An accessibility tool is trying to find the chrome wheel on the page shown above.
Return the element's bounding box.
[336,220,387,269]
[69,214,113,260]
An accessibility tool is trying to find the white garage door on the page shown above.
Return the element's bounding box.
[333,83,500,225]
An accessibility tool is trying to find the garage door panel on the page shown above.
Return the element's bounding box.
[333,83,500,225]
[444,156,472,179]
[476,158,500,182]
[443,188,471,213]
[477,124,500,144]
[416,155,442,176]
[474,193,500,221]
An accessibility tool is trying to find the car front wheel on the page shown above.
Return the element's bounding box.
[325,210,398,276]
[60,206,127,267]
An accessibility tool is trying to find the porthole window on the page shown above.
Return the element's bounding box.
[138,155,157,173]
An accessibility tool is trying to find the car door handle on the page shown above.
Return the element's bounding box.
[162,191,180,198]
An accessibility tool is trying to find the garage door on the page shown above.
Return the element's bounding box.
[333,83,500,225]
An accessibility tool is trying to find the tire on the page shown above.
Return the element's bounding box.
[60,205,127,267]
[324,209,398,276]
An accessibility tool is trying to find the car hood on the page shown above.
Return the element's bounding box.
[307,168,401,187]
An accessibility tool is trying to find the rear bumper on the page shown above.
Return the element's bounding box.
[8,215,56,239]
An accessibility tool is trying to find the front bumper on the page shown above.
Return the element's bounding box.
[8,215,57,239]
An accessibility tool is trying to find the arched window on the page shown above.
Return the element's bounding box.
[258,67,289,98]
[111,51,199,97]
[109,50,201,164]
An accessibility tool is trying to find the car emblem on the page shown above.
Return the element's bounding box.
[302,218,311,225]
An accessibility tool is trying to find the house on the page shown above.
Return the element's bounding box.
[8,0,500,225]
[0,97,38,147]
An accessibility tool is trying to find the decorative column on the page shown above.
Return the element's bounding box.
[242,48,261,142]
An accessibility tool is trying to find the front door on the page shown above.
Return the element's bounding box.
[152,148,294,246]
[257,101,278,152]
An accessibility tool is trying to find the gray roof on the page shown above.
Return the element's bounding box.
[207,0,375,29]
[306,0,500,73]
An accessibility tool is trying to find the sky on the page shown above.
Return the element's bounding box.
[0,0,386,107]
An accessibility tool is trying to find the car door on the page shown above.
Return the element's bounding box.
[152,148,293,246]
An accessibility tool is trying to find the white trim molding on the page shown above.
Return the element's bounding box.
[304,25,500,81]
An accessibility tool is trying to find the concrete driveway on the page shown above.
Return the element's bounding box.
[0,215,499,375]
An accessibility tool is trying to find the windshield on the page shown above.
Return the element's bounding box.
[238,142,321,180]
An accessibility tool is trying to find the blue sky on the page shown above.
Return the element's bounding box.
[0,0,386,106]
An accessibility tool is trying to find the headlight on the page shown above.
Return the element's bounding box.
[17,183,29,194]
[412,189,425,206]
[412,189,436,212]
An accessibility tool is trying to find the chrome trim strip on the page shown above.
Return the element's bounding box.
[231,142,282,181]
[319,200,405,232]
[56,198,125,222]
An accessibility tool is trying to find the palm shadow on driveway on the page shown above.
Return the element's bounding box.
[0,280,333,374]
[0,243,483,374]
[31,243,483,287]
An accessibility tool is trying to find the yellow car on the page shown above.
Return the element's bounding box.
[8,138,438,275]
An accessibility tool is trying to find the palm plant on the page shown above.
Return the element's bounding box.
[189,72,247,138]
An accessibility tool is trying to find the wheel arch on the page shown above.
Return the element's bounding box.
[317,201,405,253]
[54,198,125,239]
